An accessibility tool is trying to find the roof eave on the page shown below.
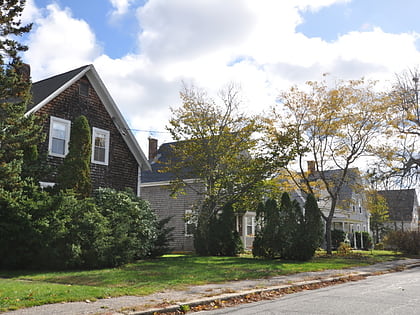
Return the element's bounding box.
[85,67,151,171]
[25,64,151,171]
[25,66,92,117]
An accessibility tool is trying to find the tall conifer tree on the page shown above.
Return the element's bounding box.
[0,0,42,190]
[56,115,92,197]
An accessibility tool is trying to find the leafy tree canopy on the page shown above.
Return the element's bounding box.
[269,77,387,254]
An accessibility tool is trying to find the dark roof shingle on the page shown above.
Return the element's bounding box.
[29,65,90,110]
[378,189,418,221]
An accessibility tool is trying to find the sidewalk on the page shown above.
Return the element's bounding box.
[4,258,420,315]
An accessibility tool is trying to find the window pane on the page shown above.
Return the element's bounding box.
[52,122,66,140]
[95,134,106,148]
[94,146,105,162]
[246,217,254,236]
[92,130,109,164]
[52,138,65,155]
[186,223,195,235]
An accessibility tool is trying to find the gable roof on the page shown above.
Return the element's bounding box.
[378,189,418,221]
[141,141,196,184]
[309,167,364,203]
[26,64,151,171]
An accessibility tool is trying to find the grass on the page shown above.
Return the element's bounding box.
[0,250,405,312]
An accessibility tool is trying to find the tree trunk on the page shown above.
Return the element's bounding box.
[325,219,333,254]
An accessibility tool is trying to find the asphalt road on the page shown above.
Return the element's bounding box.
[199,267,420,315]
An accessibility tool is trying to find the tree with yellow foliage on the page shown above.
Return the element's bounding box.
[165,83,296,255]
[269,77,387,254]
[372,68,420,187]
[367,190,390,244]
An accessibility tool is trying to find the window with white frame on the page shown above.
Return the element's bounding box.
[185,209,195,236]
[92,127,110,165]
[49,116,71,157]
[246,216,255,236]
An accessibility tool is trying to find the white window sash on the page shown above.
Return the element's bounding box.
[91,127,110,165]
[48,116,71,158]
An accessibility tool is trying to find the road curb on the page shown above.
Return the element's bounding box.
[127,261,420,315]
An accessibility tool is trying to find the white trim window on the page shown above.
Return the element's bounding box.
[92,127,110,165]
[185,209,195,237]
[49,116,71,157]
[246,216,255,236]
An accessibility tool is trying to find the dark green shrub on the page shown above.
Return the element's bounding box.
[56,115,92,197]
[94,188,158,266]
[195,202,243,256]
[291,194,324,261]
[384,231,420,255]
[253,193,322,261]
[331,229,346,250]
[0,182,51,269]
[37,191,108,269]
[208,203,243,256]
[352,231,372,250]
[148,217,175,258]
[280,194,303,260]
[252,198,282,258]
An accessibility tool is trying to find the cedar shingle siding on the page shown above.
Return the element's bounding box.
[378,189,419,231]
[29,65,148,193]
[141,183,203,252]
[140,141,204,252]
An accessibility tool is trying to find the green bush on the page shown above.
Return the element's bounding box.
[195,202,243,256]
[351,231,373,250]
[1,186,162,270]
[384,231,420,255]
[37,191,108,269]
[56,115,92,197]
[210,203,243,256]
[252,193,323,261]
[148,217,175,258]
[331,229,346,249]
[93,188,158,267]
[291,194,324,261]
[0,182,51,269]
[337,242,353,256]
[252,198,282,258]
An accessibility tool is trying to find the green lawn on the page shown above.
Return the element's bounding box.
[0,251,404,312]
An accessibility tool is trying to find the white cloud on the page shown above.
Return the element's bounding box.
[137,0,256,63]
[22,0,420,153]
[109,0,137,18]
[24,3,102,79]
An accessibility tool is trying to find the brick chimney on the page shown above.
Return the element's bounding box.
[307,160,316,174]
[148,137,158,160]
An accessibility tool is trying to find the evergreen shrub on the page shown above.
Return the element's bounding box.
[195,202,243,256]
[331,229,346,249]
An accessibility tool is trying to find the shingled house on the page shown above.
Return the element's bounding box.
[26,64,150,194]
[378,189,419,231]
[295,164,371,246]
[140,139,257,252]
[140,139,202,252]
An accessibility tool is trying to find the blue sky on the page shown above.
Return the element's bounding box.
[298,0,420,41]
[22,0,420,151]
